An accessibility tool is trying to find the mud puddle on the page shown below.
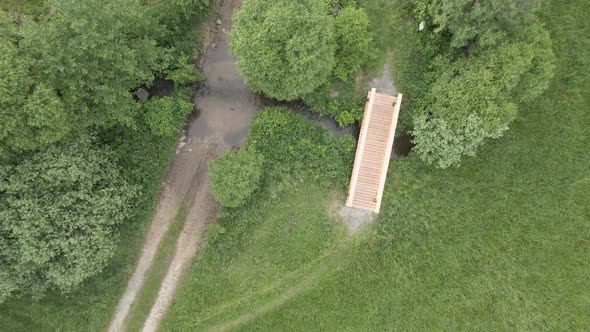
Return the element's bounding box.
[188,41,259,148]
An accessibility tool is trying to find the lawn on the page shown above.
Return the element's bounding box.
[163,0,589,330]
[162,181,347,330]
[0,0,44,14]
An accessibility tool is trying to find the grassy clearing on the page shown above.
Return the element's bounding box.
[166,0,588,330]
[161,181,347,330]
[123,207,187,332]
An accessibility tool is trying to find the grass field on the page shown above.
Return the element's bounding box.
[163,0,589,330]
[0,0,44,14]
[162,182,347,330]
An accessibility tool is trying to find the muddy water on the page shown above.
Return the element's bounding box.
[186,4,354,147]
[187,40,259,148]
[391,134,414,159]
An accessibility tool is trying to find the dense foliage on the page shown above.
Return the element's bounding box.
[408,0,555,167]
[231,0,374,103]
[248,107,356,182]
[0,0,206,303]
[209,149,264,208]
[333,7,374,80]
[231,0,336,101]
[0,137,135,302]
[143,89,194,137]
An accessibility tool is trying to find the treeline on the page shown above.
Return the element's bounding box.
[0,0,207,302]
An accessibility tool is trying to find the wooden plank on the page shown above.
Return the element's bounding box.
[347,90,402,213]
[346,88,376,207]
[374,93,402,213]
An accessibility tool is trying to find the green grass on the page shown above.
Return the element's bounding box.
[123,207,187,332]
[163,0,589,330]
[161,181,347,330]
[0,0,44,14]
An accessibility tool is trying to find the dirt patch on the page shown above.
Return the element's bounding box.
[327,193,377,236]
[338,206,377,235]
[141,142,219,332]
[369,61,398,95]
[108,138,217,332]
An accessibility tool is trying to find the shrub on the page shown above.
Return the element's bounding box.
[412,26,555,168]
[165,55,205,86]
[209,148,264,208]
[247,107,356,181]
[230,0,336,100]
[143,89,193,137]
[333,7,374,80]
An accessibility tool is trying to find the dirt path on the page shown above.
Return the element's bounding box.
[108,142,218,332]
[369,51,398,95]
[108,1,257,331]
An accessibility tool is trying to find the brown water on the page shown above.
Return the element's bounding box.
[187,41,260,148]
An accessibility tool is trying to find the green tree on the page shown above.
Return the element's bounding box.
[333,7,373,80]
[412,25,555,168]
[231,0,336,100]
[22,0,167,128]
[209,149,264,208]
[0,137,136,302]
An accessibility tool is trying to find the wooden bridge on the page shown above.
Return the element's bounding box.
[346,88,402,213]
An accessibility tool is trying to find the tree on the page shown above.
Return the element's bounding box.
[333,7,373,80]
[231,0,336,100]
[412,24,555,167]
[0,137,136,302]
[209,148,264,207]
[22,0,168,128]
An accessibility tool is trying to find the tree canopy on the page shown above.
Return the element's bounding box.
[231,0,336,101]
[0,137,136,302]
[410,0,555,167]
[0,0,205,302]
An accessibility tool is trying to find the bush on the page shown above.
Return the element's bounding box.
[231,0,336,101]
[0,137,136,302]
[412,25,555,168]
[209,148,264,208]
[247,107,356,182]
[303,79,364,127]
[333,7,374,80]
[165,55,205,86]
[143,89,193,137]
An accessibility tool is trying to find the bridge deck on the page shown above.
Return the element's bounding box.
[346,88,402,213]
